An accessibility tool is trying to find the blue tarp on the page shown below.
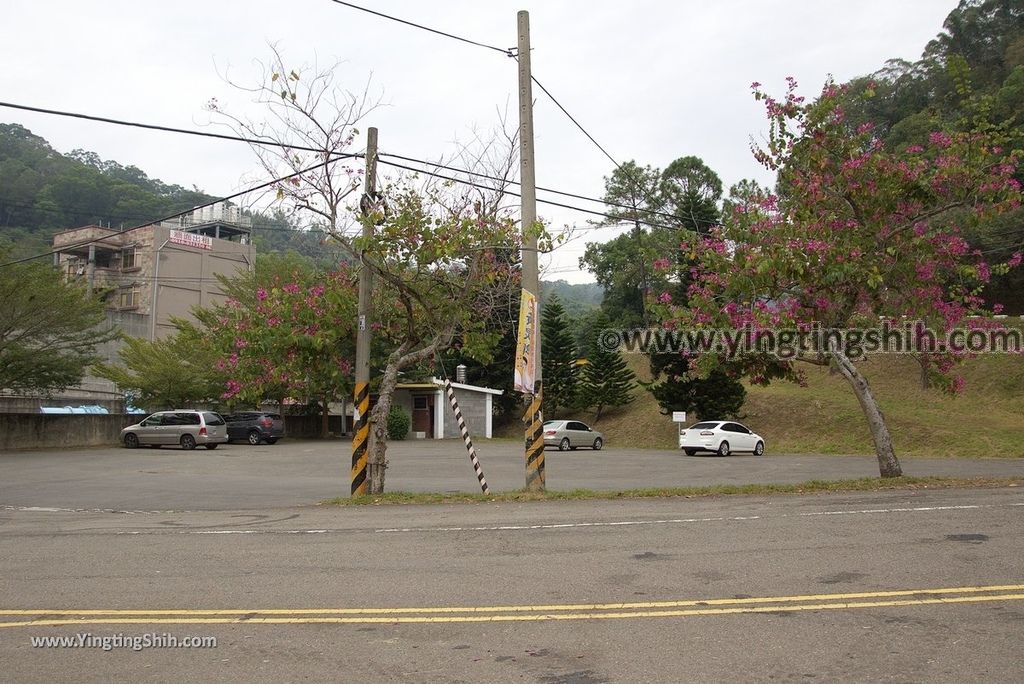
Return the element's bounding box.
[39,405,110,414]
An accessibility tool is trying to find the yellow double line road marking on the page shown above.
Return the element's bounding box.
[3,584,1022,627]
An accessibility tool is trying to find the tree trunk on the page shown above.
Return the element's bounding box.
[365,331,453,495]
[367,357,402,495]
[832,349,903,478]
[321,396,330,439]
[918,357,931,390]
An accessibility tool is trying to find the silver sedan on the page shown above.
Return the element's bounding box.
[543,420,604,451]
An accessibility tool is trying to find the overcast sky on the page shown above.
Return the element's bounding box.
[2,1,957,282]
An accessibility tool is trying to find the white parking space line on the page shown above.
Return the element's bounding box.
[5,501,1022,536]
[97,501,1024,535]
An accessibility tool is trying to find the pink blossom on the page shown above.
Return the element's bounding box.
[658,292,673,304]
[928,131,952,148]
[222,380,242,400]
[256,288,268,302]
[1008,252,1023,268]
[652,257,671,271]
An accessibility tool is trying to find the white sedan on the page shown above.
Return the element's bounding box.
[679,421,765,456]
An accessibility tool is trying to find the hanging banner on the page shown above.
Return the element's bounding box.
[514,288,538,394]
[169,229,213,250]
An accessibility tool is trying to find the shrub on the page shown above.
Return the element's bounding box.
[386,404,411,440]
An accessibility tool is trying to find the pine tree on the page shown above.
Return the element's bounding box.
[577,312,636,421]
[540,295,579,417]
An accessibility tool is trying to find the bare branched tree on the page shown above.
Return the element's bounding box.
[212,50,536,494]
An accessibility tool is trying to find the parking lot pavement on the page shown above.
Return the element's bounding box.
[1,438,1023,511]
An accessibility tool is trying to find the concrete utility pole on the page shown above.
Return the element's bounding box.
[351,126,378,497]
[518,10,545,491]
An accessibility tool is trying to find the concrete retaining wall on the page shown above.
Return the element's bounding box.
[0,414,355,450]
[0,414,138,451]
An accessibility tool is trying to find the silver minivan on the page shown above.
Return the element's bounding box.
[121,410,229,450]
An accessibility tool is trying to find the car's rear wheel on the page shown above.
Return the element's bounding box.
[717,441,730,457]
[247,430,262,446]
[559,438,571,451]
[204,444,218,450]
[592,437,603,450]
[180,434,197,450]
[754,440,765,456]
[123,433,139,449]
[684,448,697,456]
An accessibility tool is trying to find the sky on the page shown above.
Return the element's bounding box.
[1,0,958,283]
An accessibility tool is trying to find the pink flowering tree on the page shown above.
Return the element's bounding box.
[652,78,1021,477]
[193,257,359,437]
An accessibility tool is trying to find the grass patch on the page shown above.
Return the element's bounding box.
[495,352,1024,457]
[321,476,1023,506]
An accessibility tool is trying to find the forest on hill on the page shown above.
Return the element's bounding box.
[0,123,338,262]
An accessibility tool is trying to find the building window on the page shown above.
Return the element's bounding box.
[414,396,428,410]
[119,285,140,309]
[121,248,138,270]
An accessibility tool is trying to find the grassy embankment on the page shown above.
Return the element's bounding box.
[498,343,1024,458]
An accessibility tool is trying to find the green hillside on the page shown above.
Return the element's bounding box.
[509,350,1024,458]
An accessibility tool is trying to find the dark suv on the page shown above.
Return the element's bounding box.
[224,412,285,445]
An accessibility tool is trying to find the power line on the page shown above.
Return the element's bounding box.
[376,151,695,225]
[326,0,513,56]
[0,100,367,159]
[1,96,710,226]
[0,199,343,234]
[374,156,680,231]
[527,72,621,171]
[316,2,673,229]
[0,158,346,268]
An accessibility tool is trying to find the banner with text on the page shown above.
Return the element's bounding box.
[514,288,538,394]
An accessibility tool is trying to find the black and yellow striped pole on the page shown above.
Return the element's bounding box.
[351,381,370,496]
[524,382,545,491]
[351,127,377,497]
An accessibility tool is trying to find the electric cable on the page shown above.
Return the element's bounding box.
[326,0,514,56]
[0,100,365,158]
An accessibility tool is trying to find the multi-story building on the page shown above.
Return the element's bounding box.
[53,202,255,342]
[39,202,256,404]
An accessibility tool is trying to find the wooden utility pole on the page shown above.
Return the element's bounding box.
[351,126,378,497]
[518,10,545,491]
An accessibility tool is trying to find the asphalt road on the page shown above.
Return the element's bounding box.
[2,439,1024,511]
[1,487,1023,682]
